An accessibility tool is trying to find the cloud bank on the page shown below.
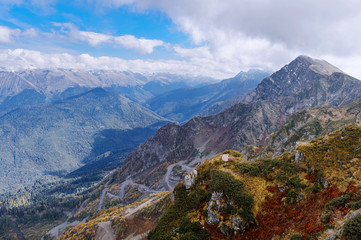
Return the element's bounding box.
[0,49,235,78]
[93,0,361,79]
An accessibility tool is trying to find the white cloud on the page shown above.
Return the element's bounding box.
[78,31,113,46]
[0,49,233,78]
[114,35,164,54]
[52,22,164,54]
[0,26,21,43]
[93,0,361,79]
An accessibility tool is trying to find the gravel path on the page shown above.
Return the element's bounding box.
[95,221,116,240]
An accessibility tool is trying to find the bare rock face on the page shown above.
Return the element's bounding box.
[320,178,329,189]
[184,174,193,190]
[232,215,245,235]
[207,192,223,225]
[294,151,304,164]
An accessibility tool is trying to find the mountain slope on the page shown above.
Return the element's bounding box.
[0,88,168,195]
[243,55,360,112]
[150,124,361,239]
[146,70,268,123]
[56,122,361,240]
[112,55,361,193]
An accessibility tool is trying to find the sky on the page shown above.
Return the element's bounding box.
[0,0,361,80]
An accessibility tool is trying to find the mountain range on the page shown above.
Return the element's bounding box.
[50,55,361,240]
[2,55,361,239]
[146,69,268,123]
[0,68,265,196]
[113,55,361,192]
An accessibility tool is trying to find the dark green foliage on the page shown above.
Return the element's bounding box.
[286,189,300,205]
[322,213,332,224]
[325,224,334,230]
[222,205,238,215]
[290,234,303,240]
[237,161,273,178]
[347,199,361,210]
[288,176,306,189]
[41,209,64,221]
[307,231,321,240]
[343,214,361,240]
[325,194,351,210]
[0,216,12,235]
[148,184,209,240]
[209,170,254,223]
[178,218,209,240]
[105,198,123,209]
[223,150,243,158]
[187,187,207,210]
[310,182,321,193]
[275,171,289,182]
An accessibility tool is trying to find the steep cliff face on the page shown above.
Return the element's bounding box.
[113,56,361,191]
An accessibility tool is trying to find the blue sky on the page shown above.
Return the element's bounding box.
[0,1,188,57]
[0,0,361,79]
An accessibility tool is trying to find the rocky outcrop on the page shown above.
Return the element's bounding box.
[184,169,197,190]
[207,192,223,225]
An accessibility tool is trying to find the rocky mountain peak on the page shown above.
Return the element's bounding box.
[243,55,349,104]
[292,55,343,76]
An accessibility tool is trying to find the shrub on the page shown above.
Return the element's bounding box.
[209,170,254,223]
[290,234,303,240]
[222,150,243,158]
[343,214,361,240]
[325,194,351,210]
[347,199,361,209]
[321,213,331,224]
[288,176,306,189]
[286,189,300,205]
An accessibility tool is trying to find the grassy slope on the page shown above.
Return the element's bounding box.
[150,124,361,239]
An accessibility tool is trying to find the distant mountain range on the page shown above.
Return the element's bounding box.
[0,69,214,117]
[146,69,269,123]
[0,68,265,196]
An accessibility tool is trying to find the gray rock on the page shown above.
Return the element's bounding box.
[320,178,329,189]
[279,185,287,193]
[184,174,193,190]
[219,223,230,236]
[297,192,304,200]
[294,150,304,164]
[231,215,245,235]
[206,192,223,225]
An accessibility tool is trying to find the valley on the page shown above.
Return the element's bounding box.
[2,56,361,240]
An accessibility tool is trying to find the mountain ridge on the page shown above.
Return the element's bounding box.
[113,55,361,193]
